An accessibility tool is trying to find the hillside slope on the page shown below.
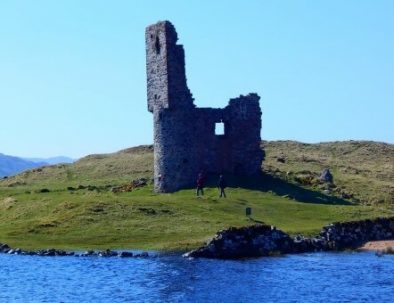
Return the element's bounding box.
[3,141,393,205]
[263,141,394,205]
[1,145,153,187]
[0,141,393,250]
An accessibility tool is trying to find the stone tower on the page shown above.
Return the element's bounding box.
[146,21,263,193]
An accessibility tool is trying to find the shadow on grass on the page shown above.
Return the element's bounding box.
[248,217,265,224]
[204,173,352,206]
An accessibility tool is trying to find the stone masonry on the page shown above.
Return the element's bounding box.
[146,21,263,192]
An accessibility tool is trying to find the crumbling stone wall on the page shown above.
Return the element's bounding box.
[146,21,263,192]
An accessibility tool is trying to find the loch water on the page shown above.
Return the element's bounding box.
[0,252,393,302]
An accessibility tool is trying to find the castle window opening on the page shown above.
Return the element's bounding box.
[215,122,225,135]
[155,36,161,54]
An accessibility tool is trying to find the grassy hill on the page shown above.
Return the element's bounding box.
[0,141,393,251]
[263,140,394,205]
[2,145,154,188]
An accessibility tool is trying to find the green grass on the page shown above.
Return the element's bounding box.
[263,140,394,205]
[1,181,393,251]
[0,141,393,251]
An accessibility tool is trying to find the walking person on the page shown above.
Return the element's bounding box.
[218,174,227,198]
[196,172,204,196]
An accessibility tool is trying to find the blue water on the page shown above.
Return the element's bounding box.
[0,252,393,302]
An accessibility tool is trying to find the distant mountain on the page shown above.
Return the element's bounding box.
[0,153,47,178]
[0,154,74,178]
[24,156,74,165]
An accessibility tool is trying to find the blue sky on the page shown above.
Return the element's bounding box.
[1,0,393,158]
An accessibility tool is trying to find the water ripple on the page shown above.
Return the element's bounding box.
[0,252,392,302]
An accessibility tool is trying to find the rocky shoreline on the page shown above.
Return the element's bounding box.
[184,217,394,259]
[2,217,393,260]
[0,244,151,258]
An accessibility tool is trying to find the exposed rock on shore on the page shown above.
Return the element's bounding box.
[320,217,394,250]
[0,244,150,258]
[185,217,394,259]
[184,225,293,259]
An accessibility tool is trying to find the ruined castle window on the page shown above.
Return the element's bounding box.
[215,122,225,135]
[155,36,161,54]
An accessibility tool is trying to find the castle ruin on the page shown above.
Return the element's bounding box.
[146,21,263,192]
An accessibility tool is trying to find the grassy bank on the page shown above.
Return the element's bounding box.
[0,141,393,251]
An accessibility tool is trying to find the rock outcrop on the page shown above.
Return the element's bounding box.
[320,217,394,250]
[320,168,333,183]
[185,217,394,259]
[184,225,293,259]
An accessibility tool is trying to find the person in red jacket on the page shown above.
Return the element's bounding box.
[196,173,204,196]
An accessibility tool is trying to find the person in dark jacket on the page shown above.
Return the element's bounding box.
[218,174,226,198]
[196,173,204,196]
